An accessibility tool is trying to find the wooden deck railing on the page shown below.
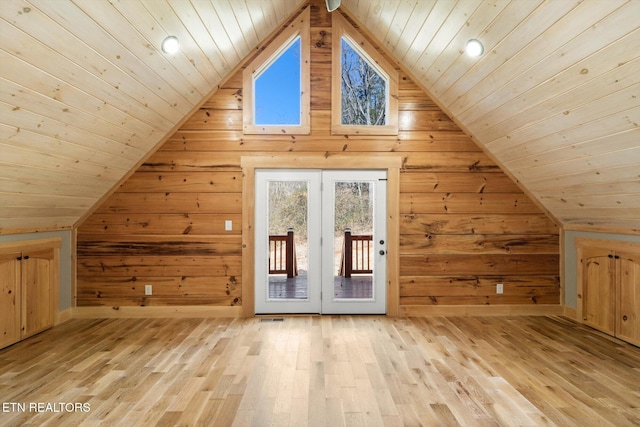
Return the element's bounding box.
[340,228,373,278]
[269,228,297,278]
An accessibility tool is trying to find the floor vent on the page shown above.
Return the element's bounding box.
[260,318,285,322]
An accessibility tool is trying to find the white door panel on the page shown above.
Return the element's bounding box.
[321,170,386,314]
[255,170,321,313]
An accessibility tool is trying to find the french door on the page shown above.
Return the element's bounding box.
[255,169,387,314]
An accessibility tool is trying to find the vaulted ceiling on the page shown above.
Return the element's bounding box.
[1,0,638,234]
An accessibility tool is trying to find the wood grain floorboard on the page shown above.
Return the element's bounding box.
[0,316,639,426]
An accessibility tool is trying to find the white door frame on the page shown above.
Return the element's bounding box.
[321,170,387,314]
[254,169,322,314]
[241,153,402,317]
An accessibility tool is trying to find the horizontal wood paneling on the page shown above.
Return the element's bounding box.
[400,234,559,254]
[79,213,243,236]
[400,255,560,276]
[139,151,244,171]
[117,172,242,193]
[76,276,240,307]
[75,297,240,307]
[401,152,500,172]
[164,128,481,151]
[400,172,520,193]
[77,235,242,257]
[400,193,541,214]
[77,276,238,295]
[78,256,241,277]
[95,193,242,214]
[400,295,560,306]
[401,276,559,296]
[77,0,559,309]
[400,213,558,235]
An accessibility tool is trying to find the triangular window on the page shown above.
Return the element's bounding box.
[332,13,398,135]
[243,9,310,134]
[255,37,301,126]
[340,36,387,126]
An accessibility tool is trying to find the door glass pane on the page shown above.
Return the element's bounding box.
[333,181,374,300]
[268,180,308,300]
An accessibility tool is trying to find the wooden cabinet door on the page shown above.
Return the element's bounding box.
[616,250,640,346]
[0,251,22,348]
[582,247,616,335]
[21,248,54,339]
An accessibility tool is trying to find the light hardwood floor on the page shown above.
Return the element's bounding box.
[1,316,639,426]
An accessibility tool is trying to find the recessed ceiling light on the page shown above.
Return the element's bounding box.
[161,36,179,54]
[465,39,484,57]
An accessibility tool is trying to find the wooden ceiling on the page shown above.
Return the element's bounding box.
[1,0,638,234]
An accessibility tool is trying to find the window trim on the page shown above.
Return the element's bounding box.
[331,13,398,135]
[243,8,310,135]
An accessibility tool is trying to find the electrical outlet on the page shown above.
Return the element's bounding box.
[496,283,504,294]
[145,285,153,295]
[225,220,233,231]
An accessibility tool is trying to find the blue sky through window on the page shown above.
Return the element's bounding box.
[255,37,301,125]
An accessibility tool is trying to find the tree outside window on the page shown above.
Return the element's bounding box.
[340,37,387,126]
[331,13,398,135]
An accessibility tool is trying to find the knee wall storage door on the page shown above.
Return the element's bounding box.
[0,239,60,349]
[578,238,640,346]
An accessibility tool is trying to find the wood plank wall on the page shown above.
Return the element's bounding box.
[76,1,559,310]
